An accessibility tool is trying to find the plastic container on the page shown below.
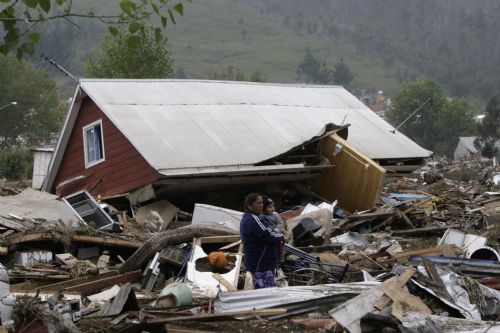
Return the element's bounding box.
[156,282,193,308]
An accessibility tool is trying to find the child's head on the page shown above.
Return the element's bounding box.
[262,195,275,214]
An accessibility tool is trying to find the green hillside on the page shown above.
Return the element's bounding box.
[165,0,400,93]
[29,0,499,102]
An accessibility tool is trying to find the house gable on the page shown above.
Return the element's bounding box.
[52,96,159,197]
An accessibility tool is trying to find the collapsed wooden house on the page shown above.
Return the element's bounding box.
[42,80,431,211]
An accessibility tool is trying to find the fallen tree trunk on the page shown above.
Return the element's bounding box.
[119,225,237,273]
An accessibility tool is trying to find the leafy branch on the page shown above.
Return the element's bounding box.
[0,0,190,58]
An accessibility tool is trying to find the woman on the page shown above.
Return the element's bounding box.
[240,193,284,289]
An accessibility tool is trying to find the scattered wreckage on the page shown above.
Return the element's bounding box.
[0,156,498,332]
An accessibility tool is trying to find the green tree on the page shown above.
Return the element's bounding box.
[208,66,267,82]
[0,0,188,58]
[386,79,476,157]
[0,54,65,148]
[332,58,354,86]
[474,96,500,158]
[295,48,332,84]
[0,147,32,180]
[86,27,173,78]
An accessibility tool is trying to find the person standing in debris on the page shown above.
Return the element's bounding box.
[260,195,286,235]
[240,193,284,289]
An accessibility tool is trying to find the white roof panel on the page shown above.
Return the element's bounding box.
[80,79,432,172]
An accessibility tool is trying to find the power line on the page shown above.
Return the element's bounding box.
[40,53,79,83]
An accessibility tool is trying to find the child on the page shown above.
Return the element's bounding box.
[260,195,286,235]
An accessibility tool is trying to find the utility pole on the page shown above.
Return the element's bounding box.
[390,98,433,134]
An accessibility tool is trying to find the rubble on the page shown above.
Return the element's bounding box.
[0,156,499,332]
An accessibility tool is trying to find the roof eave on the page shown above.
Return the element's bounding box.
[42,84,83,192]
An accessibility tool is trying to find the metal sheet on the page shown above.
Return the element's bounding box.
[78,80,431,173]
[214,282,379,313]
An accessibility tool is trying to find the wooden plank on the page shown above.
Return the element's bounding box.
[65,270,142,296]
[110,313,129,326]
[198,235,242,245]
[10,271,118,292]
[0,230,15,238]
[384,165,425,172]
[391,224,461,237]
[383,283,432,321]
[375,267,417,311]
[7,233,141,248]
[212,273,237,292]
[312,134,386,211]
[219,240,242,250]
[164,326,214,333]
[400,212,415,229]
[55,253,79,268]
[0,216,27,231]
[375,267,431,321]
[148,309,287,323]
[71,235,141,248]
[391,245,458,261]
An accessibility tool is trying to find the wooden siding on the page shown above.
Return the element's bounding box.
[32,150,53,189]
[52,97,159,197]
[312,134,386,212]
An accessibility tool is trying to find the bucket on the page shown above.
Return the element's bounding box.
[155,282,193,308]
[468,246,500,262]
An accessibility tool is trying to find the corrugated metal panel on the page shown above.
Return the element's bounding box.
[80,79,432,172]
[214,282,379,313]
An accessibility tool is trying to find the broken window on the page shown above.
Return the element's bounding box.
[83,120,104,167]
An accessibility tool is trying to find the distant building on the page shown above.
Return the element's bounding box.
[31,147,54,189]
[359,90,388,117]
[454,136,500,160]
[31,133,58,189]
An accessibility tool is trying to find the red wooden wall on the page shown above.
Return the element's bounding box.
[53,97,159,197]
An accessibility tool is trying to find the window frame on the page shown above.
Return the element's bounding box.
[82,119,105,168]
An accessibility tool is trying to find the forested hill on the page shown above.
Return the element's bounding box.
[244,0,500,101]
[34,0,499,102]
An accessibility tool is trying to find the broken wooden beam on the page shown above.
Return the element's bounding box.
[7,232,142,248]
[119,226,237,274]
[146,309,287,323]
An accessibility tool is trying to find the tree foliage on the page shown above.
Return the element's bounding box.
[474,96,500,158]
[296,49,354,86]
[332,58,354,86]
[208,66,267,82]
[249,0,500,101]
[0,147,32,180]
[0,54,65,148]
[86,27,173,78]
[386,79,476,157]
[295,48,332,84]
[0,0,189,59]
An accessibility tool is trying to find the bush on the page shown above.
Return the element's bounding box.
[0,148,33,180]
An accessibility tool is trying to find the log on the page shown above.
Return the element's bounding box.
[119,226,237,274]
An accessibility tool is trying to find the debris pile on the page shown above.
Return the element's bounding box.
[0,157,498,332]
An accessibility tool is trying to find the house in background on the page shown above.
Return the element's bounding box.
[359,90,390,117]
[454,136,500,160]
[31,133,58,189]
[42,80,431,211]
[31,147,54,189]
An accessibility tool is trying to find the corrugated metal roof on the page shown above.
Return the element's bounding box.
[80,79,432,173]
[458,137,479,154]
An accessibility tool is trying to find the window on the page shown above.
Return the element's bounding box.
[83,120,105,168]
